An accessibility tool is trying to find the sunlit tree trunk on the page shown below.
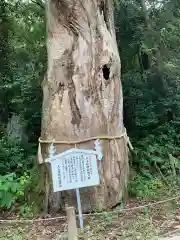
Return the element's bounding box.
[41,0,129,212]
[140,0,161,66]
[140,0,150,29]
[0,0,10,124]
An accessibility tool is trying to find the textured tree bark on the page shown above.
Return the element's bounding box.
[41,0,129,213]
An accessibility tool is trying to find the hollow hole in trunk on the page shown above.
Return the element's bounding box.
[102,64,110,80]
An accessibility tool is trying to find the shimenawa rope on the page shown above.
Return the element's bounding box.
[37,128,133,164]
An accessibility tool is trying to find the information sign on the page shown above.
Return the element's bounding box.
[48,148,100,192]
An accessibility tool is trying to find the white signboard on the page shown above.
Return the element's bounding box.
[49,148,100,192]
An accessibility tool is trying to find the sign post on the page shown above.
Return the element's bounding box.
[75,188,83,229]
[46,143,102,234]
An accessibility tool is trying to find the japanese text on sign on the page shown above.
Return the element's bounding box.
[50,149,100,192]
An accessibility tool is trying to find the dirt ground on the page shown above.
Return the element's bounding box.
[1,199,180,240]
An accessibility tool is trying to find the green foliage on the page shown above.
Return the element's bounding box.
[129,174,164,198]
[22,168,45,213]
[117,1,180,134]
[0,170,43,216]
[19,203,34,218]
[129,120,180,199]
[0,172,29,209]
[0,135,33,174]
[132,121,180,172]
[115,0,180,199]
[0,0,46,143]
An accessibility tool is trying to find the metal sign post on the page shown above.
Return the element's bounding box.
[75,188,84,229]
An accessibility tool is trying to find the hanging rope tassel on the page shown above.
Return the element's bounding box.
[38,141,44,164]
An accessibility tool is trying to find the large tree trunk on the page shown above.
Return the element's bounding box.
[41,0,129,213]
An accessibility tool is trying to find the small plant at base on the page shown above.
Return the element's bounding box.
[142,206,149,216]
[129,174,164,199]
[0,173,21,209]
[19,203,34,217]
[0,172,30,209]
